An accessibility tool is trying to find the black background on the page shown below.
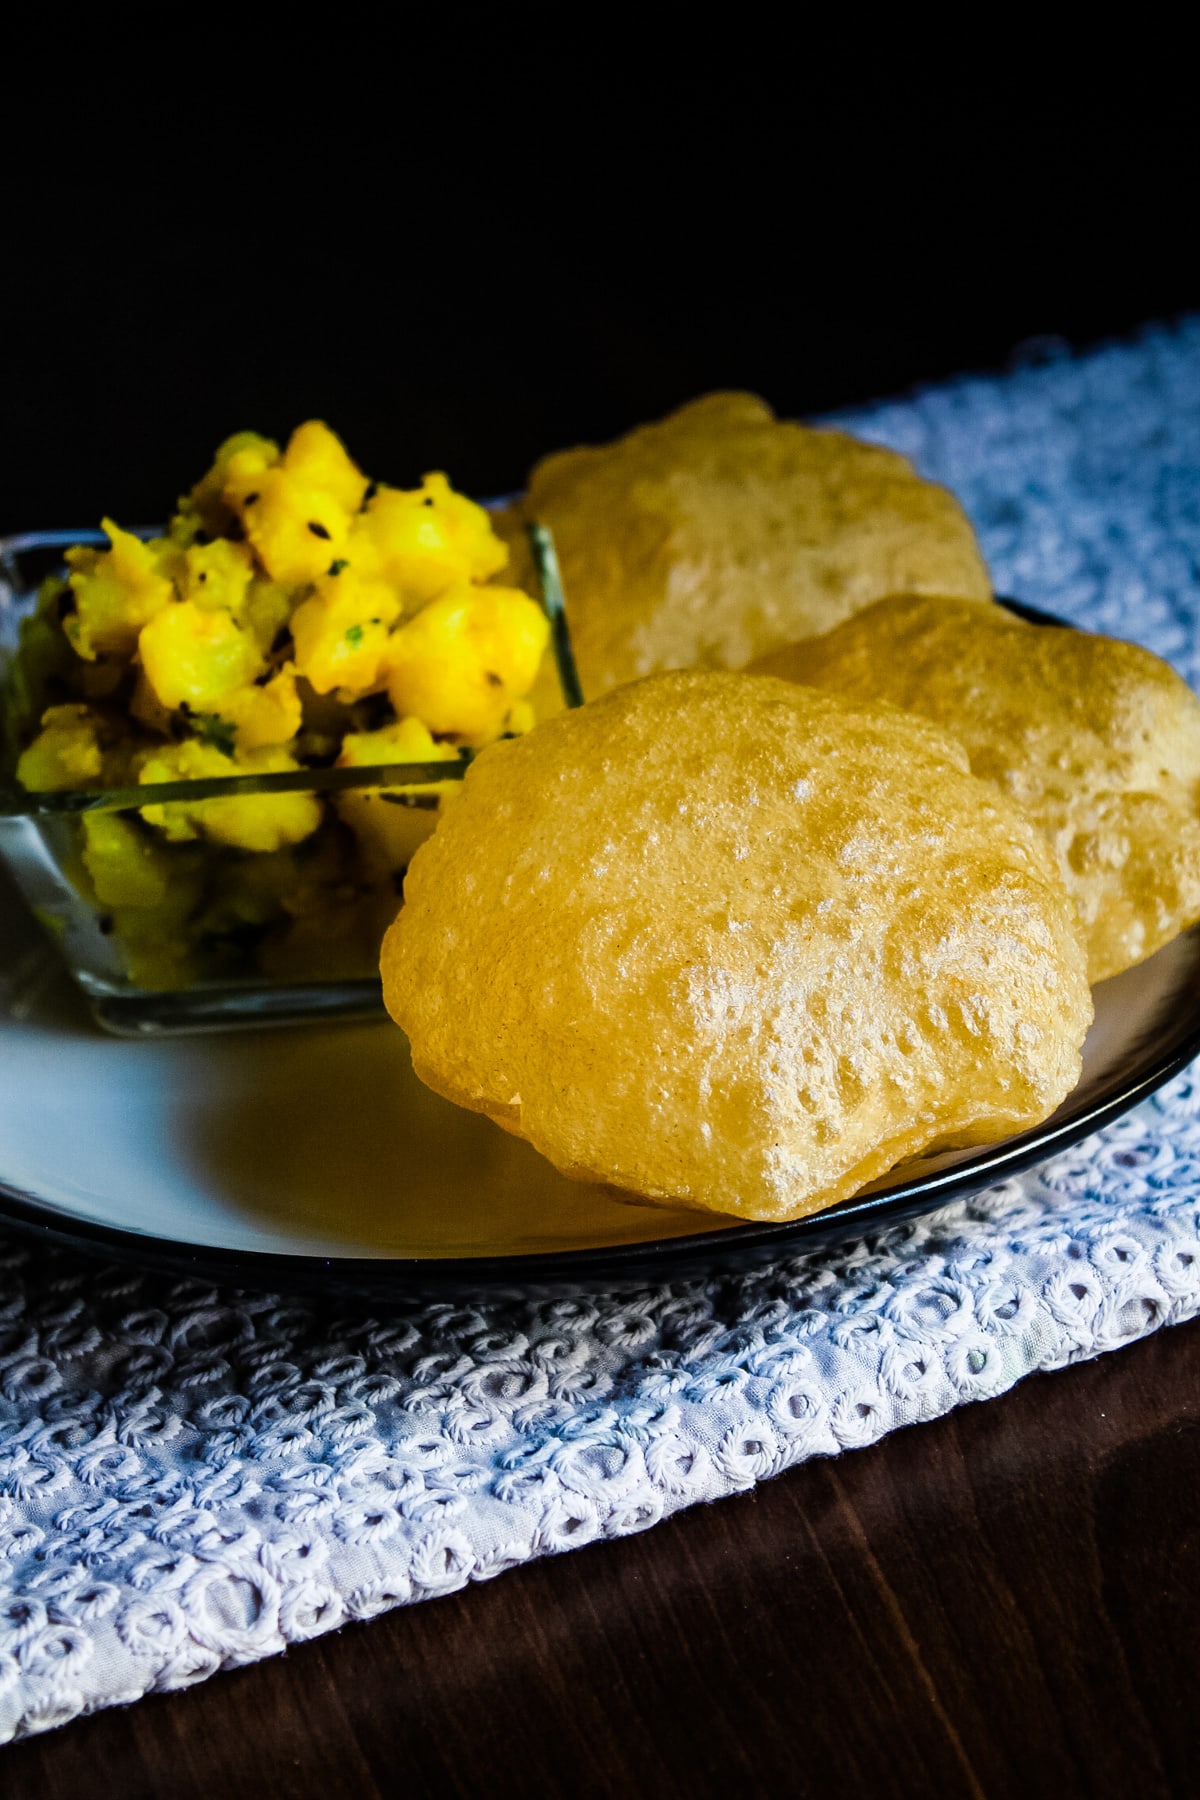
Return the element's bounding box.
[2,17,1193,534]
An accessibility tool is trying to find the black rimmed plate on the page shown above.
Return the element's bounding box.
[2,601,1198,1295]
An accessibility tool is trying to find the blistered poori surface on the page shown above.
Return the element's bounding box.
[752,595,1200,981]
[382,671,1091,1222]
[495,393,992,697]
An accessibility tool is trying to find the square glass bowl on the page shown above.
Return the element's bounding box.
[0,524,579,1035]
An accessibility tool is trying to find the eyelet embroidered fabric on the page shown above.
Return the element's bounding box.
[4,321,1200,1743]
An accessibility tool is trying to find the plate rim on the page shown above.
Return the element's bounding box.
[1,1013,1198,1292]
[2,594,1197,1291]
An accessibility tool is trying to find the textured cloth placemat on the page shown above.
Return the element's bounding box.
[3,320,1200,1743]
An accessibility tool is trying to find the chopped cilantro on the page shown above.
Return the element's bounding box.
[193,712,237,755]
[345,623,365,648]
[328,558,349,576]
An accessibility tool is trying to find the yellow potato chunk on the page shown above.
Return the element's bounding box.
[136,739,239,841]
[17,704,107,791]
[204,749,322,853]
[215,436,282,506]
[282,420,369,514]
[177,431,281,540]
[215,666,304,750]
[383,671,1092,1222]
[336,716,461,875]
[290,568,402,697]
[502,392,992,695]
[74,816,204,989]
[138,600,264,711]
[358,473,508,605]
[138,741,321,852]
[242,577,294,653]
[231,466,351,586]
[385,582,550,742]
[16,703,135,792]
[80,813,176,909]
[752,593,1200,982]
[64,521,177,660]
[177,537,256,616]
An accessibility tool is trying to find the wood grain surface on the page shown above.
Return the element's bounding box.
[5,1316,1199,1800]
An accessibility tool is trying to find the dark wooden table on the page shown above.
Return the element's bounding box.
[6,1316,1199,1799]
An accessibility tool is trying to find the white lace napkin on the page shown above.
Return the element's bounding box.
[3,320,1200,1743]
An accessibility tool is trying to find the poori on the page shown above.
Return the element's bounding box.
[383,671,1092,1223]
[493,392,992,696]
[751,594,1200,981]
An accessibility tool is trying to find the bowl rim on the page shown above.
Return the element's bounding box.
[0,519,578,819]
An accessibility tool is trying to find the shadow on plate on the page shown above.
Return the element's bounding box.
[174,1023,731,1259]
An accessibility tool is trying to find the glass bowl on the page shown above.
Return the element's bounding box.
[0,523,579,1036]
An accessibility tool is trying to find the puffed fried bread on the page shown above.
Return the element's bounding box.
[751,594,1200,981]
[494,393,992,696]
[383,671,1091,1221]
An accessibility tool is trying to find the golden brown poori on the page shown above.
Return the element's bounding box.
[382,671,1091,1223]
[493,393,992,697]
[751,594,1200,982]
